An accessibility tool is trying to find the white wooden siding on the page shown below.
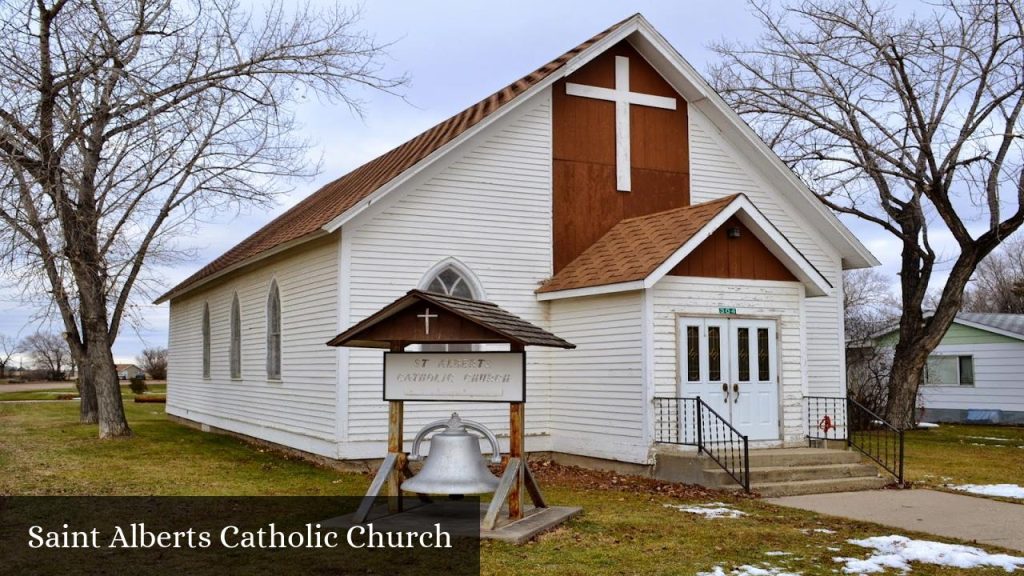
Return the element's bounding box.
[548,292,648,463]
[919,341,1024,413]
[689,106,844,398]
[167,236,340,457]
[652,276,805,444]
[340,90,554,457]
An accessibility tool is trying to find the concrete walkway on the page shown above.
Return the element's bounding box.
[768,489,1024,552]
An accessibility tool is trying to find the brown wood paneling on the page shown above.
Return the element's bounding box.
[670,218,796,281]
[355,306,509,344]
[552,40,689,272]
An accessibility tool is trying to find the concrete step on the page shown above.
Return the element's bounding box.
[704,463,880,486]
[748,475,890,497]
[740,448,862,469]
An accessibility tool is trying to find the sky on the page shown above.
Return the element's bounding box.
[0,0,993,364]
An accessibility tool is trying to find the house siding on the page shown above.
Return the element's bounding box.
[689,106,844,399]
[651,276,805,445]
[339,90,554,458]
[918,332,1024,419]
[166,235,340,457]
[548,291,648,463]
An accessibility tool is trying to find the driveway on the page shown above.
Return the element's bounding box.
[0,381,76,393]
[768,489,1024,552]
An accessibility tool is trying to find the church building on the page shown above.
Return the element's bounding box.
[157,14,877,468]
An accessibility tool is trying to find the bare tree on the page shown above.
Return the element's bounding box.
[137,347,168,381]
[21,332,70,381]
[710,0,1024,428]
[0,334,18,379]
[0,0,404,437]
[962,236,1024,313]
[843,269,897,416]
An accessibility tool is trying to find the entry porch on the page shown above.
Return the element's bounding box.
[650,395,904,496]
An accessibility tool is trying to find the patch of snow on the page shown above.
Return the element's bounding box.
[949,483,1024,499]
[827,547,841,552]
[698,565,801,576]
[965,436,1012,442]
[802,528,837,534]
[664,502,747,518]
[834,535,1024,573]
[915,422,939,429]
[765,551,792,557]
[969,443,1006,448]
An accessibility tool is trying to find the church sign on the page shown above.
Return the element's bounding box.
[383,351,526,402]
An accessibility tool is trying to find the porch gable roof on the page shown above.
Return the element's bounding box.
[536,194,831,300]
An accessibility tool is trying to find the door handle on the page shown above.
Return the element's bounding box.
[733,383,739,403]
[722,382,729,403]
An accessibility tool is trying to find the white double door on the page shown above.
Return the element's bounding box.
[678,317,779,441]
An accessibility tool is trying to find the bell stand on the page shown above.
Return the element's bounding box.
[354,342,548,529]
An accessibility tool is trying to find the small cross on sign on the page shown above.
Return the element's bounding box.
[417,308,438,335]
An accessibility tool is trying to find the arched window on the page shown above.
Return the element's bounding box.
[426,267,474,299]
[230,294,241,379]
[266,281,281,380]
[422,263,479,351]
[202,303,211,378]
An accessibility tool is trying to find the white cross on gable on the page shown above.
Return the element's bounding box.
[417,308,438,335]
[565,55,677,192]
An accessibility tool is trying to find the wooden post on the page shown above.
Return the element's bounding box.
[509,402,525,520]
[508,343,526,520]
[387,342,406,513]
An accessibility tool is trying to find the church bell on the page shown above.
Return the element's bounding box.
[401,413,502,495]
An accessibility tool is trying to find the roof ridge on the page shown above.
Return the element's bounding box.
[612,193,740,226]
[156,15,639,303]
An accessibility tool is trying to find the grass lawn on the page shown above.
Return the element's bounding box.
[903,423,1024,491]
[0,383,166,402]
[1,402,1021,575]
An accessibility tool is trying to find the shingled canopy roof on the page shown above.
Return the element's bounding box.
[537,194,831,299]
[154,16,634,305]
[327,290,575,349]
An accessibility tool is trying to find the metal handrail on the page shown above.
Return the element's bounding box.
[695,397,750,492]
[653,396,750,492]
[804,395,905,485]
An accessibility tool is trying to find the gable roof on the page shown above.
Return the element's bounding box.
[154,16,633,305]
[157,13,877,304]
[537,194,831,300]
[951,313,1024,342]
[327,289,575,349]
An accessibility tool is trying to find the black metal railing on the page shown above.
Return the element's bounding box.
[654,397,750,492]
[805,396,904,485]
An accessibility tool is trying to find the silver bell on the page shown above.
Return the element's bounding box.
[401,413,502,495]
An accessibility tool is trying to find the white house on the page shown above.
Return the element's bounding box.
[876,313,1024,425]
[158,15,877,468]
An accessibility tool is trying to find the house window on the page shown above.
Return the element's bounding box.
[266,282,281,380]
[202,303,211,378]
[230,294,241,379]
[924,355,974,386]
[422,265,477,351]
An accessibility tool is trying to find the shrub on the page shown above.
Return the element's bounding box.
[128,375,148,394]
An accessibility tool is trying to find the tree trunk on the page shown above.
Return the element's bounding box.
[76,354,98,424]
[885,339,928,430]
[88,339,131,438]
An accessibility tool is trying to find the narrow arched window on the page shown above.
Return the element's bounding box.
[266,281,281,380]
[230,294,241,379]
[423,265,477,351]
[202,303,211,378]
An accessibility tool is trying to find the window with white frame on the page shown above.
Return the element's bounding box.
[924,355,974,386]
[230,294,241,379]
[266,281,281,380]
[202,302,211,378]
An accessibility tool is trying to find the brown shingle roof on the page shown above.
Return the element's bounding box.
[156,16,637,304]
[537,195,740,294]
[327,289,575,349]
